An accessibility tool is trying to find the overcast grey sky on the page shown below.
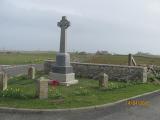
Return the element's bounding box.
[0,0,160,54]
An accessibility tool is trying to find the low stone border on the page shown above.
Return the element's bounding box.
[0,89,160,114]
[44,61,147,83]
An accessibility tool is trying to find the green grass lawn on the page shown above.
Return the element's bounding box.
[0,52,55,65]
[0,75,160,109]
[1,52,160,65]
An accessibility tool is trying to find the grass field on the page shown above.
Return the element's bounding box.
[0,74,160,109]
[84,55,160,65]
[1,52,160,65]
[0,52,56,65]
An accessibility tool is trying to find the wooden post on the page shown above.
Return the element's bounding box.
[128,54,132,66]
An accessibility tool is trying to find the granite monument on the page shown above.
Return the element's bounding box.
[49,16,78,86]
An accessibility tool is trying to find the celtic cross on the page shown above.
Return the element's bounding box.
[57,16,70,53]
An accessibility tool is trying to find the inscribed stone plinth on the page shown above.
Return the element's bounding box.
[50,72,78,86]
[53,53,73,74]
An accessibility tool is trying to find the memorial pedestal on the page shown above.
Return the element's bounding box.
[49,72,78,86]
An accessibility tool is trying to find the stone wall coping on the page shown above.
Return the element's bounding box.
[71,62,146,69]
[44,60,146,69]
[3,64,42,70]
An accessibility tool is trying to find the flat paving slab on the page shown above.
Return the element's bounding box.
[0,92,160,120]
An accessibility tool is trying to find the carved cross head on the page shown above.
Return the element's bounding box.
[57,16,70,29]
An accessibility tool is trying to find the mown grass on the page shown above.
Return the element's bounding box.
[0,75,160,109]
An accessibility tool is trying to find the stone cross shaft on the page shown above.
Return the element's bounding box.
[57,16,70,53]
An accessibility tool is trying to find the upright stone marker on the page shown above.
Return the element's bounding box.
[28,66,36,79]
[50,16,78,86]
[99,73,108,88]
[0,72,8,90]
[36,77,48,99]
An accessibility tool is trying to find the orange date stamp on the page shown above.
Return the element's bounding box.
[127,100,150,107]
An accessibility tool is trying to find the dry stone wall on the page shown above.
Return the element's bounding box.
[44,60,147,83]
[0,61,147,83]
[1,64,43,78]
